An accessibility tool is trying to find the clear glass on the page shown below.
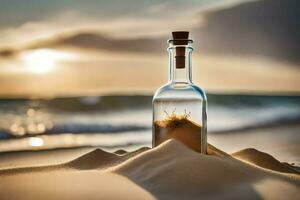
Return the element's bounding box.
[152,40,207,153]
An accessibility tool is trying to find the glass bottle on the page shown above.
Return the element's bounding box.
[152,31,207,154]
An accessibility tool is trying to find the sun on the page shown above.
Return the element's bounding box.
[21,48,73,74]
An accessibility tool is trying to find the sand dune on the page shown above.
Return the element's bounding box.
[0,139,299,200]
[67,146,149,170]
[232,148,299,174]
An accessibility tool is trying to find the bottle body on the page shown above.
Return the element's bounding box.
[152,31,207,153]
[152,83,207,153]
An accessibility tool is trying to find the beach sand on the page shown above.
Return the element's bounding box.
[0,139,299,200]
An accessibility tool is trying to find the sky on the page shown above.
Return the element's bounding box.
[0,0,299,97]
[0,0,250,47]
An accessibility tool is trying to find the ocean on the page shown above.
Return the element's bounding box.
[0,94,299,164]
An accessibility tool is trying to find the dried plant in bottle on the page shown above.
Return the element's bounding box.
[154,109,203,152]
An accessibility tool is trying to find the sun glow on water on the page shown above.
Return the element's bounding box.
[28,137,44,147]
[21,49,73,74]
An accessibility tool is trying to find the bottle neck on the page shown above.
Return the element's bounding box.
[168,46,193,84]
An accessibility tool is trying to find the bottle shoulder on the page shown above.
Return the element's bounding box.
[153,83,207,101]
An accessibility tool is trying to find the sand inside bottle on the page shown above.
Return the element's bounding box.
[154,112,203,153]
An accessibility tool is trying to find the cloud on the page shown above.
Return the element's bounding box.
[0,0,246,28]
[0,10,202,49]
[0,49,17,57]
[193,0,300,63]
[31,33,166,54]
[1,0,299,64]
[0,0,252,48]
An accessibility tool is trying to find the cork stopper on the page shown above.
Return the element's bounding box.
[172,31,189,68]
[172,32,189,39]
[172,31,189,45]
